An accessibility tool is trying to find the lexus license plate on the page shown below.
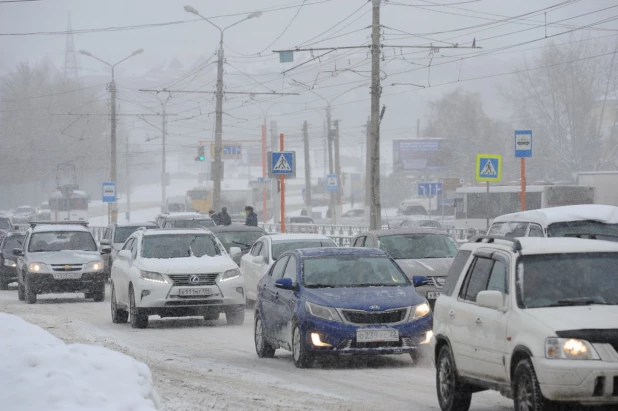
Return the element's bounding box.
[179,288,214,297]
[427,291,441,299]
[54,273,81,280]
[356,329,399,343]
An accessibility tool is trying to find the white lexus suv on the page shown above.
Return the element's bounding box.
[110,228,245,329]
[432,236,618,411]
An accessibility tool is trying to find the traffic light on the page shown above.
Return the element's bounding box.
[195,145,205,161]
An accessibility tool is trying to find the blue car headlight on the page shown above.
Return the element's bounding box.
[408,300,431,321]
[305,301,343,323]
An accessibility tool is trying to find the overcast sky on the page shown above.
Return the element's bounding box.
[2,0,618,169]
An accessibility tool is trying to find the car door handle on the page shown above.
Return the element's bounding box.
[475,317,482,325]
[448,310,455,318]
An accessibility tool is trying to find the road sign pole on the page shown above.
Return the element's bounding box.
[521,158,526,211]
[280,134,286,234]
[486,182,490,230]
[261,125,267,222]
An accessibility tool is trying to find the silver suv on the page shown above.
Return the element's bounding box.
[14,222,110,304]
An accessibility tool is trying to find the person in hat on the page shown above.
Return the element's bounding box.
[208,210,221,225]
[245,206,258,227]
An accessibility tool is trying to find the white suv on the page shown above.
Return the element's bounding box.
[110,228,245,329]
[432,236,618,411]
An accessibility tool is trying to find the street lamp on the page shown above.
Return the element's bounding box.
[79,48,144,223]
[185,5,262,211]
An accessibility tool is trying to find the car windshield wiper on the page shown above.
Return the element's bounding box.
[550,298,612,307]
[305,284,336,288]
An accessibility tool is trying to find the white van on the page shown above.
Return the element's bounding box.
[487,204,618,240]
[165,196,194,213]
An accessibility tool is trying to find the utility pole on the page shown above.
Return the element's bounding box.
[334,119,342,222]
[326,106,335,225]
[302,121,312,217]
[364,116,371,226]
[110,75,118,223]
[125,136,131,222]
[271,120,280,224]
[213,45,224,211]
[369,0,382,230]
[161,101,167,207]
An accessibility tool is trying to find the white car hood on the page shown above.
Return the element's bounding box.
[525,305,618,332]
[28,251,103,264]
[140,255,237,274]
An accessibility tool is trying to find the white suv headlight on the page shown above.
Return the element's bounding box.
[139,271,168,284]
[546,338,600,360]
[28,262,50,273]
[305,301,343,322]
[409,300,431,321]
[220,268,241,282]
[85,261,104,272]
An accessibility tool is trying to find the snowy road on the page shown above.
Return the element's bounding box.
[0,286,513,411]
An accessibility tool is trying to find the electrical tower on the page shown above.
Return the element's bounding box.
[63,13,79,81]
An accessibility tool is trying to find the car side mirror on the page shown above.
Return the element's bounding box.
[100,246,112,255]
[12,248,23,257]
[117,250,132,261]
[230,247,241,259]
[252,256,265,265]
[413,275,430,287]
[477,290,505,311]
[100,239,111,246]
[275,278,295,290]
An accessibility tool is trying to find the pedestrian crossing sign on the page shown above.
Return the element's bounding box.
[270,151,295,176]
[476,154,502,182]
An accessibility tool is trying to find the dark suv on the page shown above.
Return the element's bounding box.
[0,232,25,289]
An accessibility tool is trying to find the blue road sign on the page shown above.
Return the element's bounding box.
[271,152,295,175]
[102,182,116,203]
[417,182,443,196]
[327,174,339,191]
[476,154,502,182]
[515,130,532,158]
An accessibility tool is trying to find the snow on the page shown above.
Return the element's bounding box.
[494,204,618,225]
[0,313,161,411]
[88,207,161,227]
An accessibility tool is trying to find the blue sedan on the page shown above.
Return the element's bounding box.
[253,247,433,368]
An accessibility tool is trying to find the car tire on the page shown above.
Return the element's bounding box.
[226,308,245,326]
[17,280,25,301]
[254,314,275,358]
[513,358,550,411]
[25,280,37,304]
[92,282,105,302]
[436,345,472,411]
[111,283,128,324]
[292,324,313,369]
[129,285,148,329]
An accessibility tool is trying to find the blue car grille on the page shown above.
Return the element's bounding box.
[335,337,415,350]
[341,308,407,325]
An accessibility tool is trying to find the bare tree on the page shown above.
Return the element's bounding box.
[502,35,618,181]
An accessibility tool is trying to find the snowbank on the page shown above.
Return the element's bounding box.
[0,313,160,411]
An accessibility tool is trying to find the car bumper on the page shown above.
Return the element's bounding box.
[25,272,106,293]
[298,314,433,356]
[135,277,246,310]
[533,357,618,404]
[0,267,18,283]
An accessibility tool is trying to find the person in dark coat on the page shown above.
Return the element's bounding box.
[219,207,232,226]
[208,210,221,225]
[245,206,258,226]
[300,208,308,216]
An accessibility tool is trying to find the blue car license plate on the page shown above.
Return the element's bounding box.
[356,329,399,343]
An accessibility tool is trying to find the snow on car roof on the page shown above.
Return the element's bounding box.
[143,228,214,236]
[165,212,211,220]
[31,224,91,233]
[269,233,333,242]
[493,204,618,225]
[517,237,618,254]
[117,221,158,227]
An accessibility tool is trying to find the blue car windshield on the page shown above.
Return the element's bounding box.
[303,256,410,288]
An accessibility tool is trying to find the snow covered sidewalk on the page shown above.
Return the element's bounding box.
[0,313,161,411]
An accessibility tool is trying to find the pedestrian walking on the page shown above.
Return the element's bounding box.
[208,210,221,225]
[219,207,232,226]
[245,206,258,226]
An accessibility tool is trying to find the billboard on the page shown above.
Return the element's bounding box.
[393,138,449,172]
